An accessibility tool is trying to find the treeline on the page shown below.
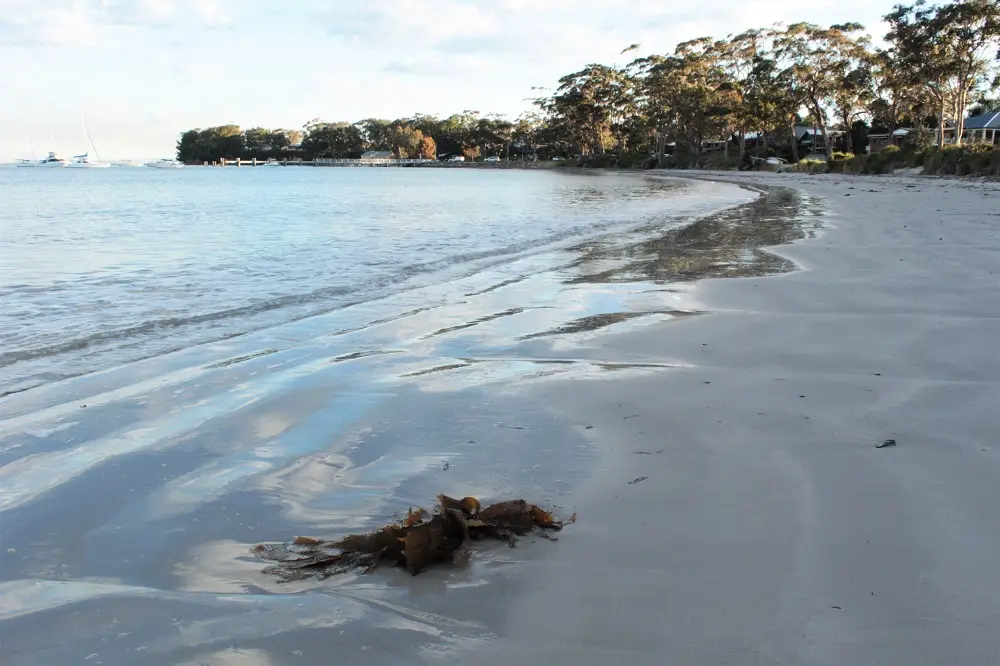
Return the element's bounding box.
[535,0,999,165]
[176,113,557,163]
[177,0,999,166]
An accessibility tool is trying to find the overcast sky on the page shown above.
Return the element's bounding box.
[0,0,901,160]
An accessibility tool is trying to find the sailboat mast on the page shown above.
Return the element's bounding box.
[81,112,102,162]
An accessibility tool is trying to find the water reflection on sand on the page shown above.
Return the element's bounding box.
[0,183,820,665]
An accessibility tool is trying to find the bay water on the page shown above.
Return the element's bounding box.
[0,166,751,395]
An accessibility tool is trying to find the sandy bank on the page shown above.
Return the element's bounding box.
[467,172,1000,665]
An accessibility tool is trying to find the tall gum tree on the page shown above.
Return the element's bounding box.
[774,22,871,158]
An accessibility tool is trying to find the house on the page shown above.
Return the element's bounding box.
[867,128,911,153]
[935,110,1000,145]
[963,110,1000,145]
[794,126,845,153]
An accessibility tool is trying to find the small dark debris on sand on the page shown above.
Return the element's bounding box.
[876,439,897,449]
[628,476,649,485]
[252,494,575,581]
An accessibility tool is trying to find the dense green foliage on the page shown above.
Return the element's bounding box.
[177,0,1000,169]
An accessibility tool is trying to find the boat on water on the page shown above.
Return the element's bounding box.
[16,133,42,166]
[145,158,184,169]
[67,152,111,168]
[30,152,71,167]
[67,114,111,168]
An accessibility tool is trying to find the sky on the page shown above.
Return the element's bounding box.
[0,0,901,160]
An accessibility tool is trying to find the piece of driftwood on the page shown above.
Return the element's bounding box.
[252,494,575,581]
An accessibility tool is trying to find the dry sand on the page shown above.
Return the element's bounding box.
[1,172,997,665]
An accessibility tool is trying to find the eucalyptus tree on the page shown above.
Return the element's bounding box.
[867,48,923,135]
[885,0,1000,147]
[542,63,635,156]
[773,22,872,158]
[934,0,1000,143]
[717,29,768,156]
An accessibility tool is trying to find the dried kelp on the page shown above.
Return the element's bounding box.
[252,494,575,581]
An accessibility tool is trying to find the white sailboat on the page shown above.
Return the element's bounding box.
[68,152,111,168]
[17,134,39,166]
[67,114,111,168]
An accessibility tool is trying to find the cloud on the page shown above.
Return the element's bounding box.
[0,0,232,46]
[382,54,482,77]
[436,35,515,55]
[317,0,890,63]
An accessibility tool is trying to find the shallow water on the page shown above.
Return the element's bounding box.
[0,171,822,665]
[0,167,748,395]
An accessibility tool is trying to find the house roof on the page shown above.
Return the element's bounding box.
[964,110,1000,130]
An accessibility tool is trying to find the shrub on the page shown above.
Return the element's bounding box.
[793,158,826,174]
[866,145,906,174]
[922,145,999,176]
[846,154,868,173]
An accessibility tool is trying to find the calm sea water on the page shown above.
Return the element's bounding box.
[0,166,750,394]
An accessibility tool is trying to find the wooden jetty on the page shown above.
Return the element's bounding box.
[205,158,434,167]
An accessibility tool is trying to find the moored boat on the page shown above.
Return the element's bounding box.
[145,158,184,169]
[67,153,111,168]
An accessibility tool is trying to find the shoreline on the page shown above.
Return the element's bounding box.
[0,173,745,400]
[1,174,998,664]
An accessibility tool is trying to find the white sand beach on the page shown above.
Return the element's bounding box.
[466,172,1000,665]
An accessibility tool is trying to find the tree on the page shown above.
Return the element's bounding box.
[419,135,437,160]
[175,125,245,162]
[935,0,1000,144]
[747,53,804,160]
[884,0,1000,147]
[386,125,424,158]
[541,64,634,156]
[774,22,872,159]
[243,127,273,158]
[717,29,767,156]
[281,129,303,148]
[867,48,921,135]
[356,118,393,151]
[301,122,364,158]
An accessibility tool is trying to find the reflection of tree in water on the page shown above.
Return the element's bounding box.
[567,186,822,285]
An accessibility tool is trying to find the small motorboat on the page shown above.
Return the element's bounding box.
[145,158,185,169]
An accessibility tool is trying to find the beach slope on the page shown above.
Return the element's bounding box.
[471,173,1000,665]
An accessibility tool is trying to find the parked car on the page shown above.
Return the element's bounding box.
[551,156,565,161]
[448,156,465,162]
[484,156,501,162]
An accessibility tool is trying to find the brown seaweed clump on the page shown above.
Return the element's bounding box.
[252,494,575,581]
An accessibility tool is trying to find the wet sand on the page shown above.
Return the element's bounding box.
[2,174,998,665]
[468,173,1000,666]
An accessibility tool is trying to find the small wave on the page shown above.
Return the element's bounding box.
[0,284,355,367]
[1,176,754,386]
